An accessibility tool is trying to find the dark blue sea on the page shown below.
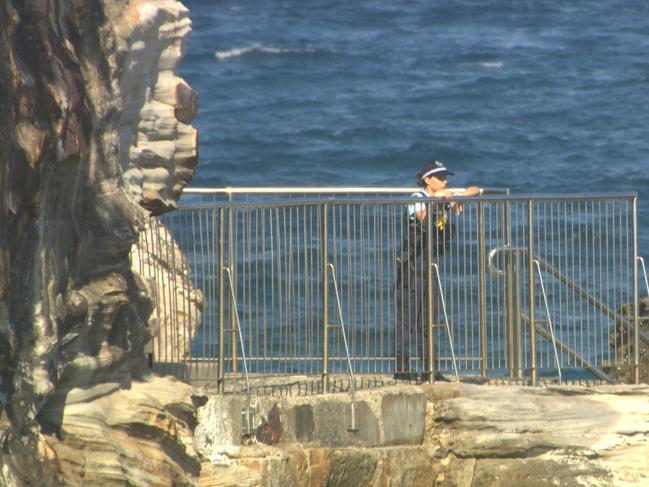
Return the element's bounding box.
[180,0,649,261]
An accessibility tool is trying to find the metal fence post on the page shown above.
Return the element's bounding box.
[633,197,639,385]
[322,202,329,393]
[229,207,237,374]
[217,207,226,394]
[527,200,537,386]
[477,201,487,377]
[512,251,523,378]
[426,202,435,382]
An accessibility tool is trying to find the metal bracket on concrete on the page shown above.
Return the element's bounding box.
[241,403,256,439]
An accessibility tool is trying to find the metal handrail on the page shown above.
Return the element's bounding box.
[532,259,562,384]
[183,186,509,195]
[223,267,254,438]
[518,314,619,384]
[431,263,459,381]
[489,245,649,347]
[488,245,626,384]
[327,263,358,433]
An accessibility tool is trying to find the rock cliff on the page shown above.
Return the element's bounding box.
[0,0,198,485]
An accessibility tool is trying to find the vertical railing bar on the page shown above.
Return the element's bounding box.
[489,203,496,370]
[315,204,322,375]
[527,199,537,386]
[632,197,639,384]
[206,208,215,374]
[477,201,487,377]
[230,208,238,374]
[322,203,329,392]
[462,202,469,370]
[348,204,354,374]
[245,209,252,373]
[286,207,293,370]
[253,208,260,374]
[586,200,593,366]
[570,200,577,367]
[301,205,308,374]
[259,208,266,373]
[504,199,514,376]
[274,208,283,374]
[517,203,525,374]
[550,201,556,368]
[539,201,546,368]
[217,207,226,393]
[605,201,611,366]
[597,201,603,365]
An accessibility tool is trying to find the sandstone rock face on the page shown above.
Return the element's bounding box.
[114,0,198,215]
[0,0,198,485]
[41,375,202,486]
[427,383,649,487]
[131,218,204,363]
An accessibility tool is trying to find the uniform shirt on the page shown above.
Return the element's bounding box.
[407,190,428,222]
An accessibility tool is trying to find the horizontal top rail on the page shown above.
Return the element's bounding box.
[182,186,508,195]
[174,192,637,211]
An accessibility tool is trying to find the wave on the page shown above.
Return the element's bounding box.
[215,43,319,61]
[478,61,504,69]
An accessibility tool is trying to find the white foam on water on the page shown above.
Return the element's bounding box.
[479,61,504,69]
[215,43,317,60]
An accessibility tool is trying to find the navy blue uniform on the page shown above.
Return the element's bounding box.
[395,191,451,375]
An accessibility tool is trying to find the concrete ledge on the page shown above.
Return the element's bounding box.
[194,385,425,456]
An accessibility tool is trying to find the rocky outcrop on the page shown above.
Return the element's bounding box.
[131,218,204,363]
[0,0,198,485]
[426,384,649,487]
[114,1,198,215]
[39,375,202,486]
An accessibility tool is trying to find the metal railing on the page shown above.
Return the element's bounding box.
[223,267,254,436]
[327,263,358,431]
[132,189,643,386]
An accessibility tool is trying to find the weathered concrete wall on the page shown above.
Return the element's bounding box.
[194,382,649,487]
[195,386,425,453]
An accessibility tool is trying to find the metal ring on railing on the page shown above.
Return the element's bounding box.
[487,247,508,276]
[487,246,528,277]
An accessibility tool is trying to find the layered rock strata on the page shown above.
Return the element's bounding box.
[0,0,198,485]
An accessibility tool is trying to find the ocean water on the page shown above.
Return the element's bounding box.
[180,0,649,256]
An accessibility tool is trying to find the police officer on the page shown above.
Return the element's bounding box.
[394,161,482,380]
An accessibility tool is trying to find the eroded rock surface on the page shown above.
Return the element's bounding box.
[131,218,204,364]
[610,296,649,384]
[0,0,198,485]
[427,384,649,486]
